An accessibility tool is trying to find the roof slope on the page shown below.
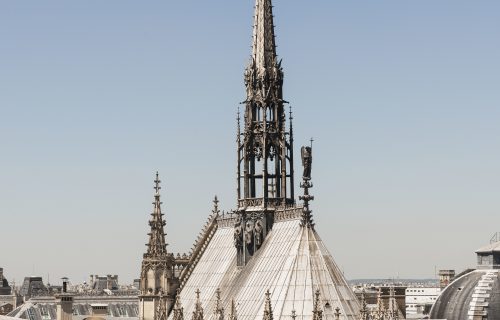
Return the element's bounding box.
[171,218,360,320]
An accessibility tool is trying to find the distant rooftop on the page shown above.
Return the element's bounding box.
[476,240,500,254]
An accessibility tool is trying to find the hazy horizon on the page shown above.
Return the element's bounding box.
[1,0,499,286]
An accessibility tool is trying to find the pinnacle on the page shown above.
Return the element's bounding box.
[145,172,168,257]
[251,0,277,72]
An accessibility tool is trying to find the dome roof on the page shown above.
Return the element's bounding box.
[430,269,500,319]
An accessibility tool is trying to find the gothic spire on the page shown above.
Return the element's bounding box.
[240,0,291,208]
[252,0,277,73]
[145,172,168,257]
[173,289,184,320]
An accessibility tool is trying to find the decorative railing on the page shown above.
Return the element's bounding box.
[275,207,303,222]
[237,197,295,209]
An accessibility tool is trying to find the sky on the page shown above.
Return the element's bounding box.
[0,1,499,286]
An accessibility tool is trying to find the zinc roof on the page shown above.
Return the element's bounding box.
[172,218,360,320]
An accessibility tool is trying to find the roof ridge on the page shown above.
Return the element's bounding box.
[179,212,219,289]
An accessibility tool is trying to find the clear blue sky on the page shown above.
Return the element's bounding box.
[1,1,499,285]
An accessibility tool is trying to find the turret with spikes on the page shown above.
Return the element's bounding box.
[145,172,168,257]
[263,290,273,320]
[312,289,323,320]
[139,172,177,320]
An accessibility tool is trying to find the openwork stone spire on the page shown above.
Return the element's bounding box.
[238,0,294,208]
[192,289,204,320]
[146,172,168,257]
[312,290,323,320]
[263,290,273,320]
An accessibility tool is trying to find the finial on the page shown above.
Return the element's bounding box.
[154,171,161,194]
[310,137,314,149]
[312,289,323,320]
[193,289,204,320]
[213,196,220,214]
[214,288,224,320]
[173,290,184,320]
[263,290,273,320]
[334,307,341,320]
[291,310,296,320]
[229,299,237,320]
[145,172,167,256]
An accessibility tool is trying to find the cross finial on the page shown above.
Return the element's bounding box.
[213,196,220,215]
[334,307,341,320]
[263,289,273,320]
[154,171,161,194]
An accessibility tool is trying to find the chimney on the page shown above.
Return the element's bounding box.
[56,278,73,320]
[106,275,112,290]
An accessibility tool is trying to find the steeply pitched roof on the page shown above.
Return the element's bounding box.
[170,217,360,320]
